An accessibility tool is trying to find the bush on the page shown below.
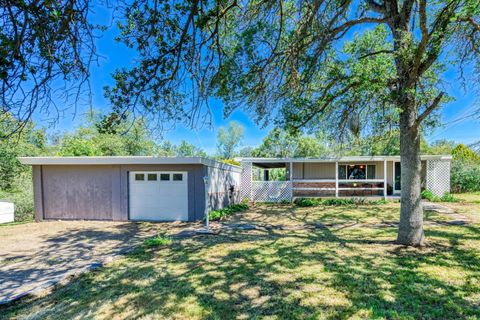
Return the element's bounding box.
[293,198,387,207]
[451,160,480,193]
[208,203,249,221]
[440,193,459,202]
[421,190,439,202]
[421,190,459,202]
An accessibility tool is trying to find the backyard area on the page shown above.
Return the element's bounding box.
[1,193,480,319]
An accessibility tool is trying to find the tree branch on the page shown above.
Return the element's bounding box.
[416,91,444,125]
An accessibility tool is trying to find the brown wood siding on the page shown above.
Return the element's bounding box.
[293,190,336,197]
[293,182,335,188]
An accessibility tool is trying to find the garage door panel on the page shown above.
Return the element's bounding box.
[42,166,114,220]
[129,171,188,221]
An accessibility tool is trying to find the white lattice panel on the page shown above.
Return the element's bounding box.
[252,181,292,202]
[240,162,252,201]
[426,160,451,197]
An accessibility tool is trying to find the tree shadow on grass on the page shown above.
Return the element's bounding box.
[2,210,480,319]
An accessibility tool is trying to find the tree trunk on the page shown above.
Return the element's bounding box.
[397,103,425,246]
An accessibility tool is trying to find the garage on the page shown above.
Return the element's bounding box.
[129,171,189,221]
[18,156,241,222]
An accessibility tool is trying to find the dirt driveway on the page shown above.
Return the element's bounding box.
[0,221,172,304]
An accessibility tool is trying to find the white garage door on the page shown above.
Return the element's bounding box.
[129,171,188,221]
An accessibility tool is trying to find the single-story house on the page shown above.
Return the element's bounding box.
[19,155,451,222]
[19,157,241,222]
[236,155,452,202]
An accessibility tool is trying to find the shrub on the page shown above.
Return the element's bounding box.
[421,190,439,202]
[208,203,249,221]
[293,198,387,207]
[421,190,459,202]
[143,233,172,247]
[451,160,480,193]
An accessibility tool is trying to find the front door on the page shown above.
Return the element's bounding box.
[394,162,401,194]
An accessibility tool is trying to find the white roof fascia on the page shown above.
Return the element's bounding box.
[18,156,242,172]
[235,155,452,163]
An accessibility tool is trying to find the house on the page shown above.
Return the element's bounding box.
[19,155,452,222]
[19,157,241,222]
[237,155,452,202]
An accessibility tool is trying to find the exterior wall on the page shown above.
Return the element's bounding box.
[386,161,394,188]
[207,165,241,211]
[40,165,118,221]
[34,164,207,222]
[292,163,335,179]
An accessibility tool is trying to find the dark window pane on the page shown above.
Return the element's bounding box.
[347,165,366,179]
[160,174,170,181]
[367,165,376,179]
[135,173,144,181]
[395,162,401,190]
[147,174,157,181]
[338,165,347,179]
[173,174,183,181]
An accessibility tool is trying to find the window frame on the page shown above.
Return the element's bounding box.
[338,164,376,180]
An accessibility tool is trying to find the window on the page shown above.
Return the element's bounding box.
[338,165,347,180]
[160,174,170,181]
[173,173,183,181]
[338,164,377,180]
[135,173,145,181]
[367,165,376,179]
[147,173,157,181]
[347,165,366,179]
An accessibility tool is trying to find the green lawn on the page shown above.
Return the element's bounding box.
[2,195,480,320]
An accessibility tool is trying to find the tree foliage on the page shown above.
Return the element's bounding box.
[216,121,244,159]
[1,0,96,136]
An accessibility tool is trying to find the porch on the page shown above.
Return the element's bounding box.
[237,156,449,203]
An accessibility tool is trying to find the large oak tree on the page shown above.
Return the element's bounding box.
[107,0,480,246]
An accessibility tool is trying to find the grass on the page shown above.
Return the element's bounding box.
[1,194,480,319]
[143,233,173,247]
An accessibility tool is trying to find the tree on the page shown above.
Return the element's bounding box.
[0,113,49,189]
[1,1,95,136]
[216,121,244,159]
[56,112,158,156]
[109,0,480,246]
[176,140,207,157]
[252,129,327,158]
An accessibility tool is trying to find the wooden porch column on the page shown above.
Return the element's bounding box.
[383,159,387,199]
[335,161,339,198]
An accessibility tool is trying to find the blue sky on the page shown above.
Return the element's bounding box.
[37,5,480,155]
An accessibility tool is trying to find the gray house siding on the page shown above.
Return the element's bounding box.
[33,164,206,222]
